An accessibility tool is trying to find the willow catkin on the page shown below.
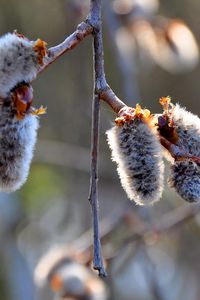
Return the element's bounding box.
[171,104,200,157]
[0,107,39,192]
[169,159,200,202]
[106,107,164,205]
[158,98,200,202]
[0,32,47,192]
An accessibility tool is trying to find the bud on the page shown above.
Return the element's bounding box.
[106,105,164,205]
[169,159,200,202]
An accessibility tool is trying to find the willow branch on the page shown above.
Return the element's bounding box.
[35,5,199,165]
[36,17,127,114]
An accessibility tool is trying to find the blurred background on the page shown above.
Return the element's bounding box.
[0,0,200,299]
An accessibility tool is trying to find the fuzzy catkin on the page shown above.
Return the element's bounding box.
[0,97,39,192]
[169,159,200,202]
[0,32,45,192]
[0,33,40,98]
[107,119,164,205]
[172,104,200,157]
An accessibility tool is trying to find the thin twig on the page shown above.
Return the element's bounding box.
[88,0,107,277]
[100,86,127,113]
[160,136,200,166]
[88,94,106,276]
[38,21,93,74]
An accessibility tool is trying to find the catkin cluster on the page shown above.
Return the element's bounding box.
[107,99,200,205]
[0,32,47,192]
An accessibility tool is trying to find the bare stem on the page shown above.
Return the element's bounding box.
[88,95,107,277]
[88,0,107,277]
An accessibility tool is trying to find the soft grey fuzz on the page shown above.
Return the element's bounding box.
[0,98,39,192]
[0,33,39,97]
[172,104,200,157]
[169,159,200,202]
[107,119,164,205]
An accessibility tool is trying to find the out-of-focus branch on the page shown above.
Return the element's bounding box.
[34,201,200,289]
[103,0,139,104]
[35,139,113,175]
[124,202,200,245]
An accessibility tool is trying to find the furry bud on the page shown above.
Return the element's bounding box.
[169,159,200,202]
[158,98,200,158]
[106,105,164,205]
[0,32,47,98]
[171,104,200,157]
[0,31,47,192]
[0,95,39,192]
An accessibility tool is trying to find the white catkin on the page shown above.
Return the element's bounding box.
[106,119,164,205]
[0,101,39,192]
[169,159,200,202]
[172,104,200,157]
[0,32,45,191]
[0,33,39,98]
